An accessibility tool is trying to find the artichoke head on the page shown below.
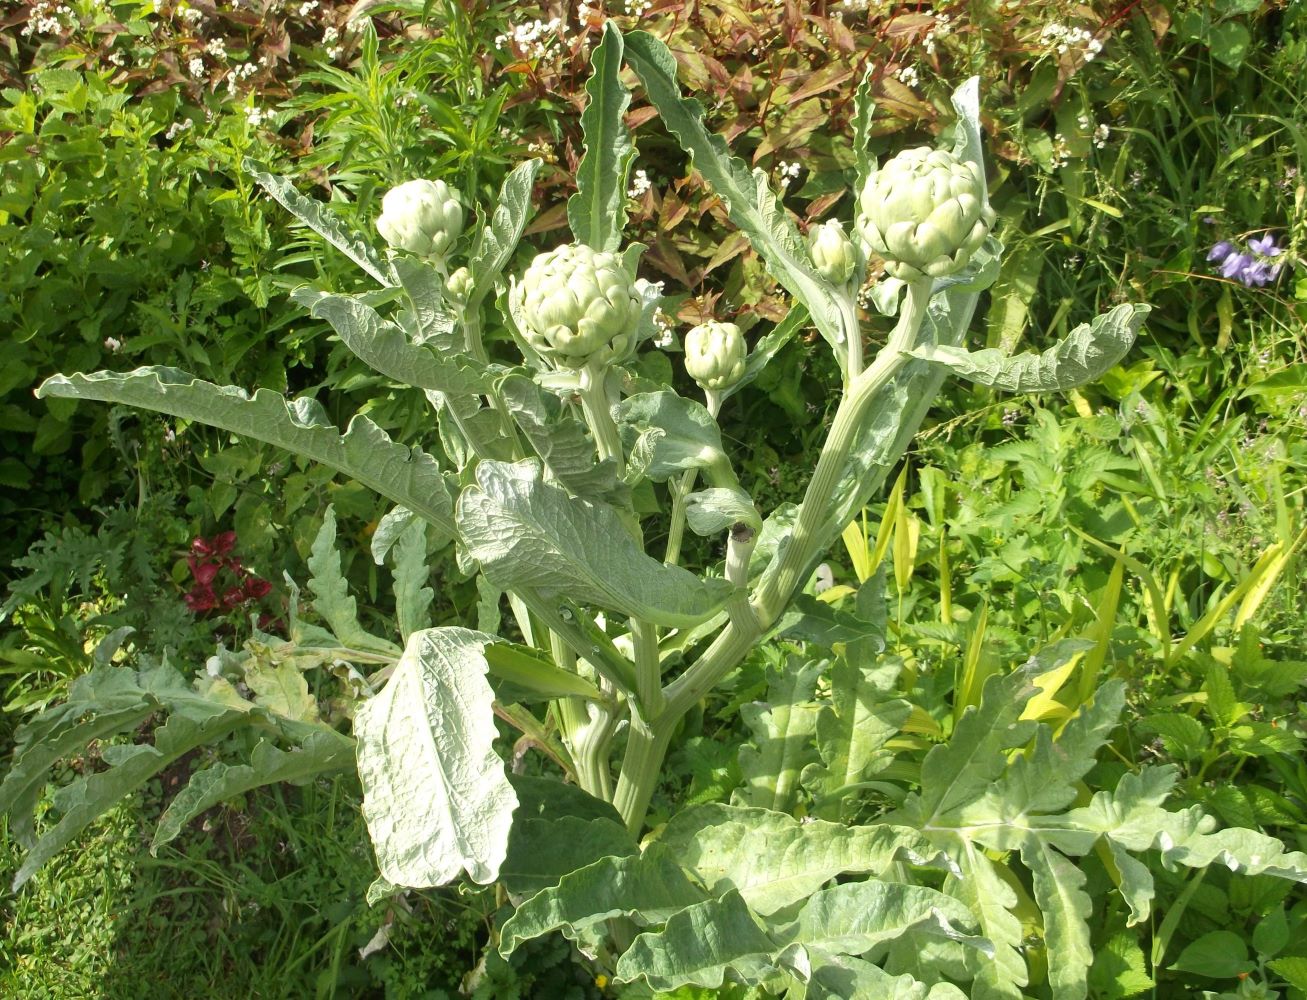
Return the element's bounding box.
[376,179,464,259]
[445,266,474,303]
[856,146,994,280]
[514,244,642,368]
[808,219,857,285]
[684,321,747,391]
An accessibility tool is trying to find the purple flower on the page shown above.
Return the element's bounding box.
[1247,234,1282,257]
[1207,241,1235,262]
[1240,261,1284,287]
[1220,252,1253,279]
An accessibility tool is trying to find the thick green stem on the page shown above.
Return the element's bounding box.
[839,293,864,383]
[754,278,932,623]
[579,361,625,476]
[629,618,665,719]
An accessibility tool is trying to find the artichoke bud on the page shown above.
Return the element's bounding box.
[856,146,995,280]
[808,219,857,285]
[513,244,642,368]
[684,321,747,391]
[445,266,473,303]
[376,179,464,259]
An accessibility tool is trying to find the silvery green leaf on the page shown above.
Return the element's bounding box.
[684,488,761,536]
[804,656,910,822]
[498,373,622,501]
[246,159,398,287]
[782,880,985,961]
[851,62,878,196]
[615,889,781,991]
[354,627,517,887]
[371,506,417,565]
[244,659,318,721]
[307,506,399,655]
[292,288,490,395]
[13,706,248,889]
[500,846,705,956]
[391,256,460,350]
[948,845,1028,1000]
[618,390,737,486]
[391,515,434,642]
[734,656,822,813]
[1021,839,1093,1000]
[36,368,456,535]
[569,21,636,252]
[500,815,637,898]
[908,303,1149,394]
[152,731,353,851]
[948,78,987,213]
[721,305,810,401]
[482,641,603,702]
[890,666,1039,829]
[868,278,906,317]
[658,803,955,916]
[469,159,542,308]
[457,460,732,629]
[624,32,846,359]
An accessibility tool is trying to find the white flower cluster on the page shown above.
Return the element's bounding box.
[245,105,271,128]
[839,0,870,12]
[1075,114,1112,151]
[651,306,674,349]
[626,0,652,15]
[227,61,257,95]
[1039,23,1104,62]
[205,37,228,60]
[324,25,343,60]
[895,65,920,88]
[22,1,73,36]
[627,168,651,199]
[495,18,562,60]
[188,56,206,78]
[299,0,319,15]
[1051,132,1070,170]
[176,3,204,26]
[923,12,951,56]
[165,118,195,141]
[578,2,597,21]
[777,160,801,191]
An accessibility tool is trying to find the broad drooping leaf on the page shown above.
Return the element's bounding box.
[36,369,456,535]
[733,656,822,812]
[622,31,847,359]
[456,460,732,629]
[153,731,353,851]
[245,159,398,287]
[291,288,491,395]
[499,846,706,956]
[619,390,738,486]
[468,158,542,308]
[499,774,636,898]
[392,255,459,350]
[569,21,636,252]
[498,373,621,500]
[658,803,956,916]
[614,881,983,992]
[908,303,1149,393]
[684,488,761,536]
[353,628,517,887]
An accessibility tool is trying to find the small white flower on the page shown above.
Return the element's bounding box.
[298,0,318,14]
[188,56,206,78]
[204,38,227,60]
[895,65,920,88]
[626,0,651,14]
[777,160,801,191]
[1092,123,1110,149]
[104,337,122,352]
[627,168,651,199]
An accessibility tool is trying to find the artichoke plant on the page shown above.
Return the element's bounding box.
[376,178,464,259]
[683,320,747,391]
[856,146,995,280]
[513,243,642,368]
[808,219,857,285]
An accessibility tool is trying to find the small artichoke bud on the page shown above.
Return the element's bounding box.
[684,321,747,391]
[376,179,464,259]
[809,219,857,285]
[856,146,995,280]
[445,266,473,303]
[513,243,642,368]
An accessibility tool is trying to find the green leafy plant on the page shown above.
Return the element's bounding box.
[8,21,1305,999]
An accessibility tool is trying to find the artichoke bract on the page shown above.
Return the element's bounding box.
[684,321,747,391]
[856,146,994,280]
[808,219,857,285]
[514,244,642,368]
[376,179,464,259]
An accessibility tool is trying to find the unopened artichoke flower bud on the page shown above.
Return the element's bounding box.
[684,321,747,391]
[376,179,464,259]
[513,243,642,368]
[856,146,994,280]
[809,219,857,285]
[445,266,473,303]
